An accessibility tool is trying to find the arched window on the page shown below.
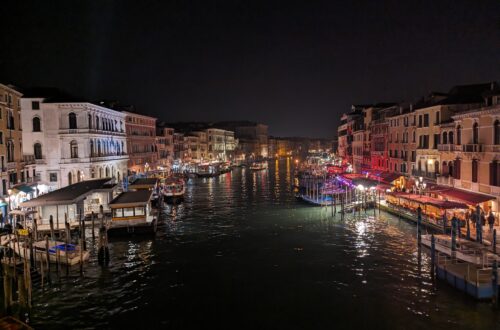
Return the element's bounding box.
[77,170,81,182]
[412,131,416,142]
[99,167,103,178]
[96,116,100,130]
[69,113,77,129]
[70,140,78,158]
[473,122,479,144]
[454,158,461,180]
[448,131,454,145]
[442,132,448,144]
[448,161,454,178]
[434,160,439,174]
[456,125,462,145]
[90,140,94,157]
[34,143,42,159]
[494,120,500,145]
[490,161,499,187]
[68,172,73,185]
[105,167,110,177]
[472,159,478,183]
[97,140,101,156]
[7,140,14,162]
[442,161,448,176]
[32,117,41,132]
[88,114,92,129]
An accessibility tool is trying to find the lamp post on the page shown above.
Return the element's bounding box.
[415,176,427,196]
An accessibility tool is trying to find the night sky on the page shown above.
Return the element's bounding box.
[2,1,499,138]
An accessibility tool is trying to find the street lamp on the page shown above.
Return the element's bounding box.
[415,176,426,196]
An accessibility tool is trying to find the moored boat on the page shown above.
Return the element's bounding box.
[196,164,220,177]
[8,238,89,265]
[161,178,185,203]
[297,194,333,206]
[108,190,158,236]
[249,161,268,170]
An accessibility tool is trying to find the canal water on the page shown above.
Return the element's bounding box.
[4,159,500,329]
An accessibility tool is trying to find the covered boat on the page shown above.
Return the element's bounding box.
[161,177,185,204]
[108,190,158,236]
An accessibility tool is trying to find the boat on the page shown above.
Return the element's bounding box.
[421,234,500,266]
[196,164,220,177]
[219,162,232,174]
[8,238,89,265]
[161,177,185,203]
[297,194,333,206]
[249,161,268,171]
[107,190,158,236]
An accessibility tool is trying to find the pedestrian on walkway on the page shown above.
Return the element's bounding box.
[488,211,495,232]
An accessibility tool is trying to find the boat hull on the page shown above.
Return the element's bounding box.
[107,219,157,237]
[163,194,184,204]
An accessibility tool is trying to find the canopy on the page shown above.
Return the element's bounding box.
[440,188,495,205]
[11,184,34,194]
[388,192,468,210]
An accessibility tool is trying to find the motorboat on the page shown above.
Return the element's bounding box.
[161,177,185,203]
[8,238,89,265]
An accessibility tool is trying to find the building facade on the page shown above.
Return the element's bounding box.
[123,111,157,174]
[0,84,25,215]
[156,126,174,170]
[20,97,128,190]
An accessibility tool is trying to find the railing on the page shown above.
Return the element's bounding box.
[411,169,437,179]
[59,128,125,136]
[7,162,17,170]
[462,144,483,153]
[437,144,452,151]
[483,145,500,153]
[23,155,35,164]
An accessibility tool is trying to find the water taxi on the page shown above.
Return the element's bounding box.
[249,161,268,171]
[161,177,185,203]
[108,190,158,236]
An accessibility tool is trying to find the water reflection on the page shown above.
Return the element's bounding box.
[10,161,499,329]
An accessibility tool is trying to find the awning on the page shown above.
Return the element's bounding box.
[426,183,452,193]
[441,188,495,205]
[11,184,34,194]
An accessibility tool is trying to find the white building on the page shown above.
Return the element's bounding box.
[21,96,128,190]
[206,128,236,161]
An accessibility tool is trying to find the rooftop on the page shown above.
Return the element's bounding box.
[109,190,152,206]
[21,178,116,207]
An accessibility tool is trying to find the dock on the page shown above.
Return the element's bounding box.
[436,254,498,300]
[378,201,449,232]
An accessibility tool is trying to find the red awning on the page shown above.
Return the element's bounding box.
[441,188,495,205]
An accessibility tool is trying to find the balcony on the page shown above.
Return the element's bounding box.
[411,169,437,180]
[7,162,17,170]
[484,145,500,153]
[59,128,125,136]
[462,144,483,153]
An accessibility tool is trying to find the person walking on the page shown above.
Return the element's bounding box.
[488,211,495,232]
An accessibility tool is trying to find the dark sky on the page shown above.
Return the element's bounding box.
[2,1,499,138]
